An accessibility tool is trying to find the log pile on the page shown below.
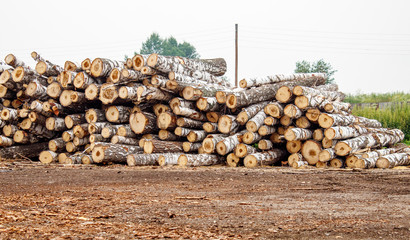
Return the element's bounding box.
[0,52,408,169]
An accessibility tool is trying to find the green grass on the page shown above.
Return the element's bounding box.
[345,92,410,104]
[352,104,410,142]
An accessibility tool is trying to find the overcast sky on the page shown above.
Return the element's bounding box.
[1,0,409,94]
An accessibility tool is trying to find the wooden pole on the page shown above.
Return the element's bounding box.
[235,24,238,87]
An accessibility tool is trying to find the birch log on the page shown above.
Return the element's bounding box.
[177,154,222,167]
[92,143,142,164]
[216,130,247,155]
[244,149,286,168]
[234,143,258,158]
[143,139,183,154]
[218,115,239,134]
[90,58,123,78]
[284,128,313,141]
[239,73,327,88]
[246,110,267,133]
[335,129,404,156]
[376,153,410,168]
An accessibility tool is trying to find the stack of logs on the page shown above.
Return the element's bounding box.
[0,52,408,169]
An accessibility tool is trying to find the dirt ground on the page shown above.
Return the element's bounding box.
[0,160,409,239]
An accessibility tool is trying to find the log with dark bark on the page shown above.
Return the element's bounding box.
[0,142,48,159]
[92,143,142,164]
[48,138,65,152]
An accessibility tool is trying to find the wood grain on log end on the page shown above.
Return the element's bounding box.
[301,140,321,165]
[227,153,240,167]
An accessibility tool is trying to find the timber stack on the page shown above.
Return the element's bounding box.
[0,52,408,169]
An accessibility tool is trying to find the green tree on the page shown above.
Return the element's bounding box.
[139,33,199,59]
[295,59,336,84]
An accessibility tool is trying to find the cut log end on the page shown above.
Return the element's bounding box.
[375,158,390,169]
[215,141,227,156]
[147,53,158,68]
[238,79,247,88]
[318,113,334,129]
[202,137,215,154]
[264,104,282,118]
[90,58,103,77]
[294,96,309,109]
[218,115,234,134]
[334,142,351,156]
[177,154,188,167]
[109,68,121,83]
[215,91,227,104]
[243,155,258,168]
[227,153,240,167]
[301,140,321,165]
[236,112,249,125]
[39,151,57,164]
[226,95,237,109]
[92,146,105,163]
[206,112,219,123]
[330,158,344,168]
[319,150,332,162]
[276,86,292,103]
[246,121,258,133]
[143,141,154,154]
[286,140,302,154]
[35,61,48,75]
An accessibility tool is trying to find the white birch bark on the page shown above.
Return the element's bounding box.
[236,101,270,125]
[239,73,327,88]
[178,154,222,167]
[284,128,313,141]
[246,109,267,133]
[244,149,286,167]
[376,153,410,168]
[215,130,247,155]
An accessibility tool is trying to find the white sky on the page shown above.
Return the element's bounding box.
[1,0,409,94]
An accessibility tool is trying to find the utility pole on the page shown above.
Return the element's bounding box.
[235,23,238,87]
